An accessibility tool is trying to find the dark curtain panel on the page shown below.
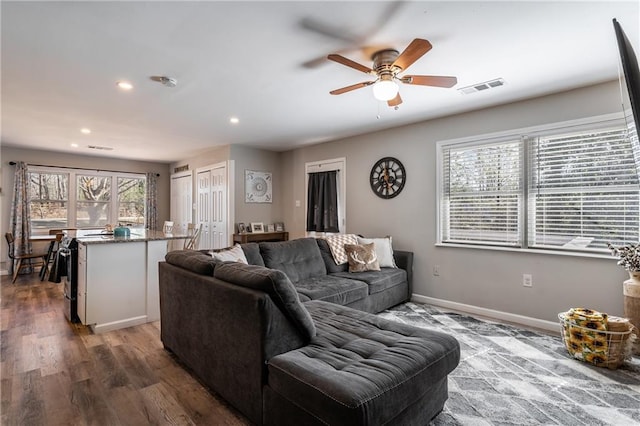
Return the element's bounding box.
[306,171,339,232]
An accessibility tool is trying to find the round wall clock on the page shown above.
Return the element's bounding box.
[370,157,406,199]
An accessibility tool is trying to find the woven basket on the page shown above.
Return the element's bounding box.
[558,312,636,369]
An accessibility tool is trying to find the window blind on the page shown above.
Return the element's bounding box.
[441,140,522,246]
[528,128,640,250]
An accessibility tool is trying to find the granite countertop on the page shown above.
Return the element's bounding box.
[75,229,189,245]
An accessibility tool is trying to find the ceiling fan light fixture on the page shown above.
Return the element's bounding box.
[372,79,399,101]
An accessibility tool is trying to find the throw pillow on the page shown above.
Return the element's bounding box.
[344,243,380,272]
[323,233,358,265]
[210,244,248,264]
[357,236,397,268]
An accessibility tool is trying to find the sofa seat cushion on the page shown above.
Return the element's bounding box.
[260,238,327,284]
[295,276,368,306]
[331,268,407,295]
[267,301,460,426]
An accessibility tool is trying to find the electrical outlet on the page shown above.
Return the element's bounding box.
[433,265,440,276]
[522,274,533,287]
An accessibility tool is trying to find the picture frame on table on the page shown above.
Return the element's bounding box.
[250,222,264,233]
[275,222,284,232]
[266,224,276,232]
[237,223,246,234]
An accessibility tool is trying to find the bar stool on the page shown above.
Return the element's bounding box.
[41,232,64,281]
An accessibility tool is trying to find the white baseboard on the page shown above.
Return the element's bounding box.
[411,294,559,333]
[89,316,148,334]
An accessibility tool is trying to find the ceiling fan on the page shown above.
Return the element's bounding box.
[328,38,457,107]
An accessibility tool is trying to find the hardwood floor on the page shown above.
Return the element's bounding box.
[0,273,251,426]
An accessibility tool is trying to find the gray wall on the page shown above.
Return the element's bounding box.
[230,145,283,225]
[1,146,171,267]
[169,144,283,230]
[280,80,630,322]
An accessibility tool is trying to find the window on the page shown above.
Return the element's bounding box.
[28,171,70,232]
[28,167,146,233]
[118,177,146,226]
[529,128,639,250]
[441,140,522,246]
[438,117,640,253]
[76,174,111,227]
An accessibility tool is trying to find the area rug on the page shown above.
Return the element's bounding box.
[380,302,640,426]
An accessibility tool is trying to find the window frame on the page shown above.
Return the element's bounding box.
[28,166,146,234]
[436,113,636,255]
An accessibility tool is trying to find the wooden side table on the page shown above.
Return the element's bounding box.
[233,232,289,244]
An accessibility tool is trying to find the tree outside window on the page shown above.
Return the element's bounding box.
[29,172,69,231]
[118,177,145,227]
[76,175,111,227]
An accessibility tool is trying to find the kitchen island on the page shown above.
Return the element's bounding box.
[75,230,188,333]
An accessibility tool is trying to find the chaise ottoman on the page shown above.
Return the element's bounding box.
[264,301,461,426]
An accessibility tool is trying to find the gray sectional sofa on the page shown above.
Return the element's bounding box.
[159,237,460,425]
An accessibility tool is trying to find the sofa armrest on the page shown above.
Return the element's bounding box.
[158,261,306,425]
[393,250,413,298]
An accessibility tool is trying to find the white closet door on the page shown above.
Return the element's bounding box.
[196,170,212,249]
[170,172,192,236]
[211,165,227,249]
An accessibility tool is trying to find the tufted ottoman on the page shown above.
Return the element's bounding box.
[264,301,460,426]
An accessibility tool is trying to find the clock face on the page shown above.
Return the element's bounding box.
[370,157,406,199]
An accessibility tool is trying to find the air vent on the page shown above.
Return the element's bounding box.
[458,78,505,95]
[87,145,114,151]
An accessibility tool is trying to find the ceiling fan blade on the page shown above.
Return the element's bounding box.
[401,75,458,88]
[392,38,432,71]
[387,93,403,107]
[330,81,374,95]
[300,17,360,44]
[328,54,373,74]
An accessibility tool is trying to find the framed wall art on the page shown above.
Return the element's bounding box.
[245,170,272,203]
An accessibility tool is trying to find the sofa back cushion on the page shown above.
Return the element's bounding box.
[241,242,265,266]
[165,250,219,275]
[259,238,327,284]
[316,238,348,273]
[213,262,316,341]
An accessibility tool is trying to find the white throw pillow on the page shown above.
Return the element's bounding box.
[322,234,359,265]
[210,244,248,264]
[357,236,397,268]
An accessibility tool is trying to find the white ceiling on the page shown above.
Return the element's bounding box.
[2,1,638,163]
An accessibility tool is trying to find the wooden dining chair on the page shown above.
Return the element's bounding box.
[5,232,49,283]
[184,223,202,250]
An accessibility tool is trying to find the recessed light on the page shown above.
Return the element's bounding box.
[70,143,79,148]
[230,117,239,124]
[116,81,133,90]
[80,128,91,134]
